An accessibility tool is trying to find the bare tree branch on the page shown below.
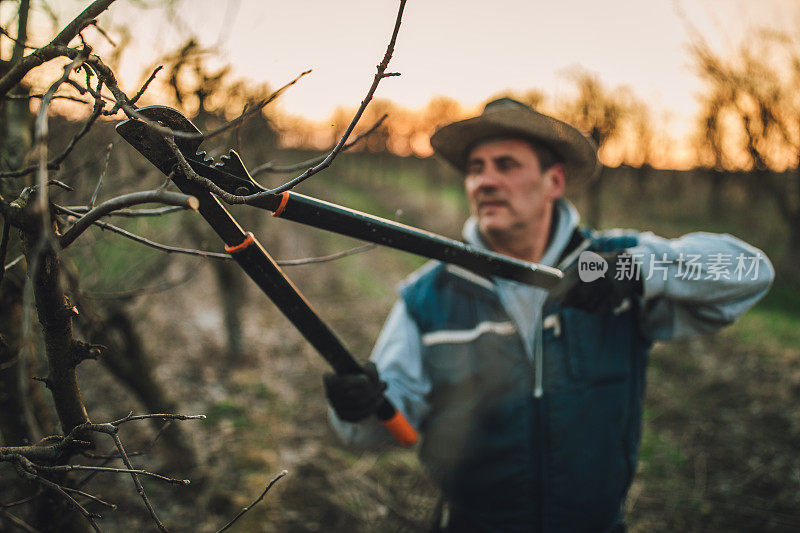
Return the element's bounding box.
[276,243,376,266]
[35,56,88,229]
[1,63,103,180]
[109,68,310,141]
[3,254,24,272]
[106,429,167,531]
[215,470,288,533]
[0,215,10,286]
[61,485,117,510]
[200,70,311,142]
[56,201,376,268]
[77,268,199,300]
[88,20,116,47]
[8,455,101,532]
[10,0,31,65]
[52,1,117,48]
[0,0,117,99]
[64,205,187,218]
[54,203,231,259]
[1,491,41,509]
[0,26,35,54]
[0,508,41,533]
[5,93,88,104]
[250,114,388,176]
[59,190,199,248]
[175,0,406,208]
[110,413,206,426]
[129,65,162,105]
[34,461,191,485]
[265,0,406,194]
[89,143,113,208]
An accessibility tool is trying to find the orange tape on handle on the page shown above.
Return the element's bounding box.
[225,232,255,254]
[381,410,418,447]
[272,191,290,217]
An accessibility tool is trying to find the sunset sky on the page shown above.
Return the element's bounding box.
[6,0,800,164]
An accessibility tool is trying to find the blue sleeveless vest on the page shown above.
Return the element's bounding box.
[400,229,652,532]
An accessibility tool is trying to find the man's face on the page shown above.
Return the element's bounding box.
[464,138,564,241]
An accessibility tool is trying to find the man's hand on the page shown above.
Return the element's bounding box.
[323,362,388,422]
[552,250,643,314]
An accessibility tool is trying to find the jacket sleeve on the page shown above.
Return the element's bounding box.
[627,232,774,341]
[328,300,431,449]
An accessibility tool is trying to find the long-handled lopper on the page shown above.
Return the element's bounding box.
[120,107,563,290]
[116,106,417,446]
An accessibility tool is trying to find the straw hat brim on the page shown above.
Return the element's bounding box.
[430,107,601,190]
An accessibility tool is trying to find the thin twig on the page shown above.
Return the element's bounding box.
[0,507,42,533]
[35,55,87,230]
[64,205,187,218]
[77,267,199,300]
[82,449,145,459]
[59,190,199,248]
[54,199,376,266]
[111,68,309,139]
[89,143,113,208]
[48,179,73,191]
[277,243,376,266]
[1,491,41,509]
[62,486,117,510]
[215,470,288,533]
[108,431,166,531]
[129,65,162,106]
[3,254,24,271]
[176,0,405,207]
[191,70,310,142]
[36,463,190,485]
[265,0,406,194]
[0,25,36,51]
[10,460,101,533]
[0,0,115,100]
[110,413,206,426]
[88,20,116,47]
[54,204,231,259]
[75,419,177,490]
[0,215,10,286]
[0,73,104,180]
[5,93,88,104]
[250,114,388,176]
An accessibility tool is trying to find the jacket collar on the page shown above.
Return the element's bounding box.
[461,197,581,268]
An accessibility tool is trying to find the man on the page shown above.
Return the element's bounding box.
[323,98,774,532]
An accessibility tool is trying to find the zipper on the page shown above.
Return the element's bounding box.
[536,313,561,399]
[536,398,546,533]
[534,332,544,398]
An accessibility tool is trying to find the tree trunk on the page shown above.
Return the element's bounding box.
[212,260,245,362]
[585,167,604,228]
[0,269,37,445]
[708,169,725,218]
[89,305,198,472]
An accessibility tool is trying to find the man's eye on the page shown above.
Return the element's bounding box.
[496,159,518,171]
[466,163,482,175]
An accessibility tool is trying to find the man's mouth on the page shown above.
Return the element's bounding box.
[477,199,508,210]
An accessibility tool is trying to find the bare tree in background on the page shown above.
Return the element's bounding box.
[559,70,631,227]
[0,0,407,530]
[692,30,800,256]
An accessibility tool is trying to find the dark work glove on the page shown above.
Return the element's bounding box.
[323,362,387,422]
[551,250,643,314]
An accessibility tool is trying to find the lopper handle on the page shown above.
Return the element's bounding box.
[375,397,418,447]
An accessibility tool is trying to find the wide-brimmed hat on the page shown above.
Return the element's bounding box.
[430,98,600,189]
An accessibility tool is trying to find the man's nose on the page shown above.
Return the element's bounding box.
[472,169,502,191]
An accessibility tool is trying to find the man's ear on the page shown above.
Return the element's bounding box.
[546,163,566,199]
